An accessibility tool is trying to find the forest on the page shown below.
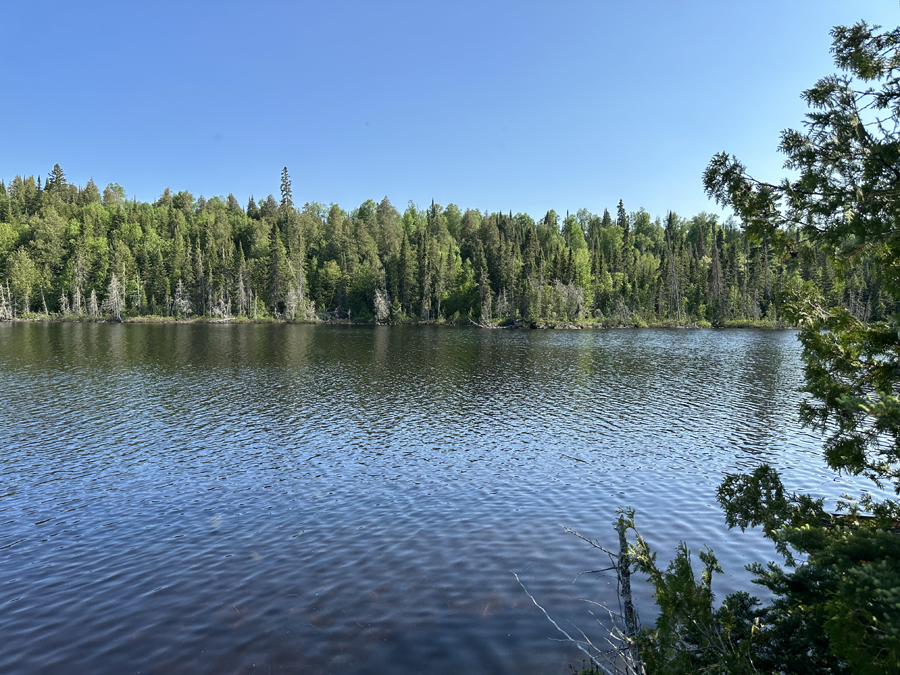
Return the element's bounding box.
[0,164,893,326]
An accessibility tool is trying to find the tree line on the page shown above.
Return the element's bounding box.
[0,164,893,324]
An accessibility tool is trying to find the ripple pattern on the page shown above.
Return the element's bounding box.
[0,323,873,674]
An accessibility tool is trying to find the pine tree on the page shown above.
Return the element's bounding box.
[280,167,293,209]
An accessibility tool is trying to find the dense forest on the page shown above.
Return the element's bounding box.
[0,165,893,325]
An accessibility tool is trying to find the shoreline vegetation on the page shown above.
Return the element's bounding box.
[0,165,893,331]
[3,311,796,330]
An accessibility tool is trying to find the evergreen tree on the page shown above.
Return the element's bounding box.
[666,17,900,673]
[398,232,415,314]
[46,163,67,194]
[280,167,293,209]
[247,195,260,220]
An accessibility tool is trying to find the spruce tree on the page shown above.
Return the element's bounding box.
[280,167,293,209]
[46,163,67,193]
[247,195,260,219]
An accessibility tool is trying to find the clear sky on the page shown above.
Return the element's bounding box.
[4,1,900,223]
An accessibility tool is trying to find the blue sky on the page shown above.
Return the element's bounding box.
[4,1,900,222]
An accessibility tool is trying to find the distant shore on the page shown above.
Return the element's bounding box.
[2,313,795,330]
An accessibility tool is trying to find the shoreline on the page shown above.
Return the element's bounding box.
[1,314,796,330]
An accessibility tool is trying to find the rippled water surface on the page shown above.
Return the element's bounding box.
[0,324,857,674]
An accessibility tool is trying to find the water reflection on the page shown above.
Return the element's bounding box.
[0,323,865,674]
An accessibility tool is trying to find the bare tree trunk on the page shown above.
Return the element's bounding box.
[616,519,642,672]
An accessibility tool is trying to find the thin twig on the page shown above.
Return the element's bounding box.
[513,572,618,675]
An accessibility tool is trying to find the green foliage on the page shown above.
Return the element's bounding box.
[704,20,900,300]
[610,474,900,675]
[632,544,761,675]
[562,13,900,675]
[573,510,755,675]
[8,246,38,311]
[714,467,900,675]
[0,157,876,325]
[682,14,900,675]
[706,12,900,495]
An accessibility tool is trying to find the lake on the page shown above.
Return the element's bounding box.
[0,323,860,674]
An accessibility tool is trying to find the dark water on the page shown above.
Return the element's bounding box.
[0,323,860,674]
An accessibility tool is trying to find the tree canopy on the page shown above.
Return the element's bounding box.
[0,164,888,328]
[624,17,900,675]
[705,21,900,499]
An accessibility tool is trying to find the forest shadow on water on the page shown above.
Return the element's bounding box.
[0,323,860,674]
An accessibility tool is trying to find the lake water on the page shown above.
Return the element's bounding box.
[0,323,861,674]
